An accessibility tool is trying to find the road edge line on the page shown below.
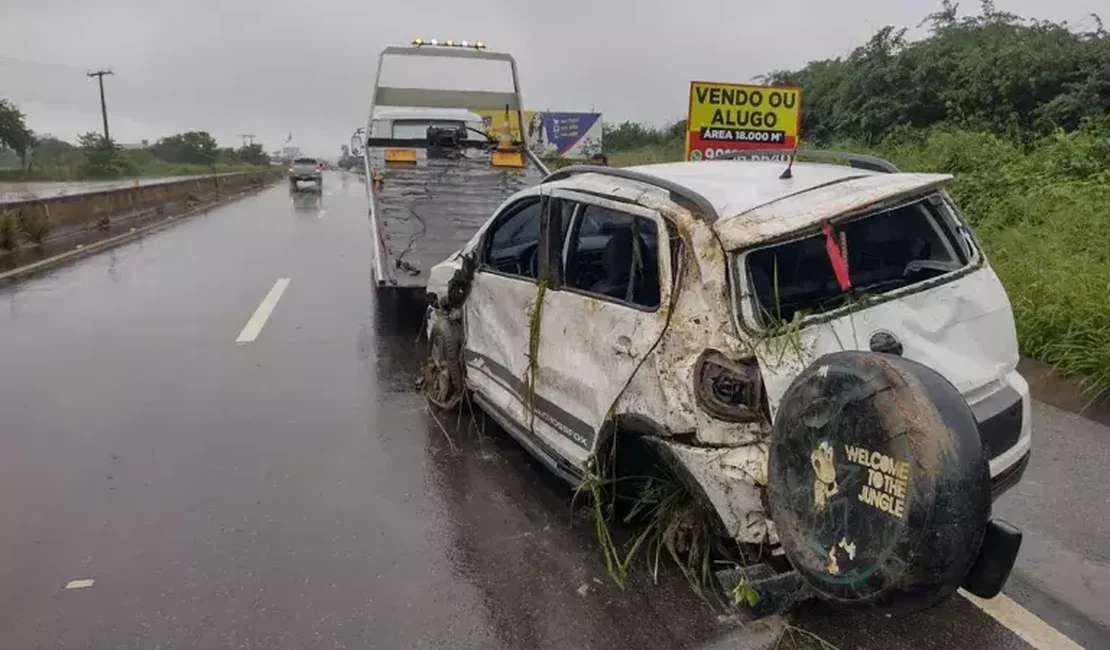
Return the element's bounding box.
[959,589,1085,650]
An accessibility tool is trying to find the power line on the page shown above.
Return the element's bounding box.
[86,69,114,143]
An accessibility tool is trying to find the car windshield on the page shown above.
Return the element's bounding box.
[736,193,975,326]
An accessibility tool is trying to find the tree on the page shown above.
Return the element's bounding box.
[150,131,219,166]
[78,132,135,179]
[0,99,35,168]
[29,135,79,170]
[766,3,1110,145]
[235,143,268,165]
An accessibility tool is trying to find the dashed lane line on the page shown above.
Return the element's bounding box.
[235,278,290,344]
[960,589,1085,650]
[64,579,95,590]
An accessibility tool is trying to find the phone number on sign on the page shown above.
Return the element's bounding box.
[690,148,791,161]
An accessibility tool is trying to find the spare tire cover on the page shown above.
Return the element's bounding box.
[768,351,991,609]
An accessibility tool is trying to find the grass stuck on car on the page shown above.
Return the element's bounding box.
[420,148,1031,615]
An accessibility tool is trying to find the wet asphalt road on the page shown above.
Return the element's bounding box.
[0,172,1106,649]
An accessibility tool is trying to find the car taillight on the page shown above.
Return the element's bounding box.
[315,165,322,172]
[694,350,764,423]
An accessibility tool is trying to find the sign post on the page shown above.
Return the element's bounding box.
[685,82,802,161]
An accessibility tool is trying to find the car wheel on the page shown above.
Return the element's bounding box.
[422,313,464,412]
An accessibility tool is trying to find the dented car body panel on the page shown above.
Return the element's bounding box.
[425,157,1032,548]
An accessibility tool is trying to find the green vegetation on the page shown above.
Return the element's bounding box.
[0,102,271,181]
[599,3,1110,399]
[0,100,34,169]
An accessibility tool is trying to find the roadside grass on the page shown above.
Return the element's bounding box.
[0,211,17,249]
[602,127,1110,401]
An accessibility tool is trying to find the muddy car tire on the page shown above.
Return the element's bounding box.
[422,314,465,412]
[767,351,991,611]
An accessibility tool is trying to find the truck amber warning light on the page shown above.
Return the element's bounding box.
[411,37,486,49]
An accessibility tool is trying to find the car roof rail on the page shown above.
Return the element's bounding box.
[714,149,900,174]
[541,165,721,222]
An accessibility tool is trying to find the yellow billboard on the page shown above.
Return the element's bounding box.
[475,108,539,142]
[685,82,802,160]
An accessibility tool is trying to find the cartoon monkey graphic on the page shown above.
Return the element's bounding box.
[811,440,839,510]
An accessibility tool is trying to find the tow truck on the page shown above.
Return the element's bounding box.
[354,39,549,316]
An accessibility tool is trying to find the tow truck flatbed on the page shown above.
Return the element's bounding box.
[374,156,543,289]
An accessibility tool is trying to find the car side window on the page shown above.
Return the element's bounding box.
[565,204,660,309]
[483,198,543,280]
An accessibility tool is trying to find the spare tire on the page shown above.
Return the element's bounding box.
[767,351,990,610]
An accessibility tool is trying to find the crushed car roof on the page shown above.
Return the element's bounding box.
[556,160,952,247]
[623,160,877,220]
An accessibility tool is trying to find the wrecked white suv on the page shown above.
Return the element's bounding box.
[421,150,1031,611]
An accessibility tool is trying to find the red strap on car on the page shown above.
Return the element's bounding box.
[822,221,852,291]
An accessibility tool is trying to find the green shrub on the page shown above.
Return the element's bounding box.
[17,210,49,245]
[0,211,17,250]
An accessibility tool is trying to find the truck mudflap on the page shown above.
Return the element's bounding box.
[372,157,543,289]
[763,350,1020,611]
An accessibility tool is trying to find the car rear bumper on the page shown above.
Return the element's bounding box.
[972,370,1032,500]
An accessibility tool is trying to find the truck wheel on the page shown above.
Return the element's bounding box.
[767,351,991,612]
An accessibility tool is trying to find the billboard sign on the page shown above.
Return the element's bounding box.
[476,109,603,159]
[685,82,801,161]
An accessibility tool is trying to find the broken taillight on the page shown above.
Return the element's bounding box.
[694,350,764,423]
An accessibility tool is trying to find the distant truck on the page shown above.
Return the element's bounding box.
[354,39,549,307]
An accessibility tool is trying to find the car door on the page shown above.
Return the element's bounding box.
[463,195,546,449]
[531,191,673,470]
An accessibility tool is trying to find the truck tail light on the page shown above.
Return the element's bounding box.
[694,350,765,423]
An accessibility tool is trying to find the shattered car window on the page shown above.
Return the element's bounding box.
[484,199,542,279]
[565,205,660,309]
[741,193,971,325]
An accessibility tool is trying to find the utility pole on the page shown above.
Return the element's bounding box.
[237,134,257,147]
[86,69,114,144]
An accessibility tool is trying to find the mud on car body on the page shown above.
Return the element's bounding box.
[422,150,1030,611]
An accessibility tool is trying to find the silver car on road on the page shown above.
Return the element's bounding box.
[289,157,324,191]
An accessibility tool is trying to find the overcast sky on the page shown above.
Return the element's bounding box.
[0,0,1103,157]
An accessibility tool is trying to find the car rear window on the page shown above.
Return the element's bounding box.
[391,120,469,140]
[293,158,317,164]
[739,194,974,325]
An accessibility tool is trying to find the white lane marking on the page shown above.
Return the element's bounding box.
[65,579,95,590]
[235,278,291,343]
[960,589,1084,650]
[317,209,326,219]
